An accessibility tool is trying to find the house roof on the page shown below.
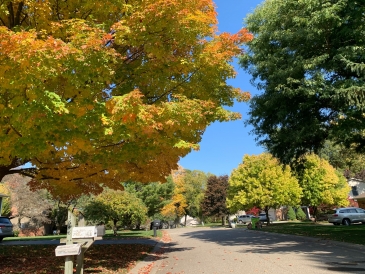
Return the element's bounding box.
[354,192,365,200]
[349,178,365,183]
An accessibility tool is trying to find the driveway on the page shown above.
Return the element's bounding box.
[132,226,365,274]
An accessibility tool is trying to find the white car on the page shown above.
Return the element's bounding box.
[258,213,272,223]
[328,207,365,225]
[237,215,255,224]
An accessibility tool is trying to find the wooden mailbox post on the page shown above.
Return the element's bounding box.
[55,211,105,274]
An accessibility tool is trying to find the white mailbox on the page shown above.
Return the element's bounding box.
[55,244,81,257]
[72,226,97,239]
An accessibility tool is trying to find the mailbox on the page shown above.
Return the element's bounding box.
[152,219,160,228]
[96,225,105,237]
[72,226,97,239]
[55,244,81,257]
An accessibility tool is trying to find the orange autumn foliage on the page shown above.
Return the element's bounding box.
[0,0,252,200]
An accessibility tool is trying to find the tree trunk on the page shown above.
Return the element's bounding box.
[313,206,318,222]
[113,219,118,236]
[264,206,270,226]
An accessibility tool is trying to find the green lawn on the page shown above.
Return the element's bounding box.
[261,222,365,245]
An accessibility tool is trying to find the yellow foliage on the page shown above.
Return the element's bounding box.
[0,0,252,200]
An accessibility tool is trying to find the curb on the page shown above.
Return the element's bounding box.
[128,234,168,274]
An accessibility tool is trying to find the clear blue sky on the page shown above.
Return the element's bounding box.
[178,0,265,176]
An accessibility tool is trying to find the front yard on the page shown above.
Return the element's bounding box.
[261,221,365,245]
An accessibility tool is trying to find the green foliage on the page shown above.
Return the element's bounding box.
[180,169,209,218]
[287,207,296,221]
[240,0,365,163]
[296,207,307,221]
[125,179,175,218]
[84,189,148,229]
[0,184,11,217]
[1,198,11,217]
[227,154,302,214]
[319,140,365,180]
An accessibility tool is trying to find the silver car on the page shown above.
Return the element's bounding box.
[328,207,365,226]
[237,215,254,224]
[0,217,14,241]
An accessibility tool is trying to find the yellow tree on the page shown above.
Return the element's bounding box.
[161,166,187,223]
[0,0,252,200]
[227,154,302,224]
[296,153,350,218]
[0,183,11,216]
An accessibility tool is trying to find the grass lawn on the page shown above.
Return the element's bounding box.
[0,229,162,273]
[261,222,365,245]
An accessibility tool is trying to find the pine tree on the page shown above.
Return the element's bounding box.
[287,206,296,221]
[296,207,307,221]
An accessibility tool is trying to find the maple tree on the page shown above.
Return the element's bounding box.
[227,154,302,224]
[160,167,188,223]
[295,153,350,219]
[0,0,252,200]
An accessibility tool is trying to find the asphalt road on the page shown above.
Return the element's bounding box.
[133,226,365,274]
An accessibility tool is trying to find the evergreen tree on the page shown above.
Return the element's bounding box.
[296,207,307,221]
[287,207,296,221]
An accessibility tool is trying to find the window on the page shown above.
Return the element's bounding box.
[352,186,359,196]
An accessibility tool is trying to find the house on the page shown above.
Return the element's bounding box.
[348,178,365,208]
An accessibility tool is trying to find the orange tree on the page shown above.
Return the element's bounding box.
[0,0,252,200]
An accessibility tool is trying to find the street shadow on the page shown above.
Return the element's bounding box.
[176,228,365,273]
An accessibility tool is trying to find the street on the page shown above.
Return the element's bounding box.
[145,226,365,274]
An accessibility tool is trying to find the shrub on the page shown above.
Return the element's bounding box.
[296,207,307,220]
[287,206,296,221]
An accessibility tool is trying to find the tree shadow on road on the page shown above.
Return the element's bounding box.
[176,228,365,273]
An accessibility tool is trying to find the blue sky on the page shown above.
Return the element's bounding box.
[178,0,265,176]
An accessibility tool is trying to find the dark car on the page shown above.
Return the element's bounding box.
[0,217,14,241]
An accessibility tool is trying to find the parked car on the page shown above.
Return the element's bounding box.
[237,215,255,224]
[0,217,14,241]
[328,207,365,225]
[258,213,272,223]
